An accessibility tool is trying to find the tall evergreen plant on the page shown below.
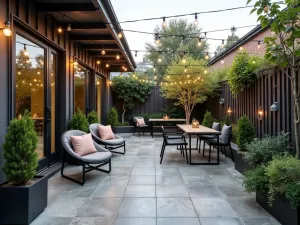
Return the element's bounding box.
[69,108,89,132]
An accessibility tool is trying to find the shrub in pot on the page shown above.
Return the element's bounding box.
[202,111,214,128]
[107,107,119,126]
[87,110,99,124]
[69,108,89,132]
[0,111,48,224]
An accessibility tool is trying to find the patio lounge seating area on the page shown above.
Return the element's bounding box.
[32,134,280,225]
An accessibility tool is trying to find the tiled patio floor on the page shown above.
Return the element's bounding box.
[31,134,280,225]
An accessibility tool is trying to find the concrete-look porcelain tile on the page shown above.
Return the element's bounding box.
[208,175,241,188]
[157,198,197,217]
[131,167,156,176]
[76,198,122,217]
[156,185,189,197]
[241,218,281,225]
[192,198,238,217]
[134,160,156,167]
[59,185,96,198]
[69,217,115,225]
[182,175,212,185]
[157,218,200,225]
[218,186,253,198]
[129,176,155,185]
[199,217,244,225]
[91,185,126,198]
[156,176,184,185]
[179,167,206,176]
[99,176,129,186]
[118,198,156,217]
[186,185,223,198]
[124,185,156,197]
[202,167,231,176]
[111,161,135,168]
[155,168,180,176]
[109,167,133,176]
[42,197,88,217]
[115,218,156,225]
[227,197,271,218]
[30,216,73,225]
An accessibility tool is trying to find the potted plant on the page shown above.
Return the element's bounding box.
[87,110,99,124]
[0,111,47,224]
[233,115,255,174]
[69,108,89,132]
[106,107,132,133]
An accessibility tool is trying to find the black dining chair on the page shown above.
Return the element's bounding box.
[160,126,189,164]
[203,124,233,162]
[197,122,221,153]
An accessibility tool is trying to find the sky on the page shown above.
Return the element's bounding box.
[110,0,259,62]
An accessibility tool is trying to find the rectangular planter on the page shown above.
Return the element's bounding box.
[256,191,300,225]
[0,175,48,225]
[233,150,250,175]
[113,126,134,134]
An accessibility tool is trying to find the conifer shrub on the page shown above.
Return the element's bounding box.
[69,108,89,132]
[236,115,255,150]
[2,111,38,185]
[87,110,99,124]
[107,107,119,126]
[202,111,214,128]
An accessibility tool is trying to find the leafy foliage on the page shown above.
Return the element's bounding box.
[227,52,260,96]
[215,30,240,55]
[107,107,119,126]
[161,105,185,118]
[211,68,229,81]
[160,57,219,123]
[244,132,291,167]
[69,108,89,132]
[87,111,99,124]
[223,115,231,126]
[2,111,38,185]
[111,76,152,123]
[236,115,255,150]
[145,19,208,77]
[266,156,300,208]
[202,111,215,128]
[247,0,300,156]
[243,165,269,194]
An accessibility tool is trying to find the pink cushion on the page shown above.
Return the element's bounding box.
[70,133,97,156]
[98,125,115,140]
[136,118,145,126]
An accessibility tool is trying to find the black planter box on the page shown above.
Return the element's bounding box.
[113,126,134,134]
[233,150,250,174]
[0,175,48,225]
[256,191,300,225]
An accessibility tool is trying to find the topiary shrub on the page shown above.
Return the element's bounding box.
[107,107,119,126]
[69,108,89,132]
[223,115,230,126]
[236,115,255,151]
[243,165,269,194]
[202,111,214,128]
[243,132,291,167]
[87,111,99,124]
[227,51,259,96]
[2,111,38,185]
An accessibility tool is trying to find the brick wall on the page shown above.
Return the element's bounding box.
[210,29,272,70]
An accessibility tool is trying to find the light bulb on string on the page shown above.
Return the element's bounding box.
[2,20,12,36]
[105,63,109,68]
[194,13,199,25]
[204,69,208,74]
[221,40,225,47]
[67,24,72,32]
[101,49,106,55]
[239,46,243,51]
[97,60,100,65]
[157,52,162,63]
[116,53,120,60]
[204,52,209,60]
[182,52,187,64]
[135,51,138,57]
[162,17,167,28]
[153,65,156,72]
[184,66,187,73]
[257,41,261,49]
[58,27,62,33]
[197,38,202,47]
[118,30,123,39]
[23,44,29,56]
[221,58,225,64]
[155,34,161,45]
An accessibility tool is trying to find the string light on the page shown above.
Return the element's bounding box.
[162,17,167,28]
[158,52,162,63]
[197,38,202,47]
[221,58,225,64]
[221,39,225,47]
[184,66,187,73]
[182,52,187,64]
[257,41,261,49]
[23,44,29,56]
[118,30,123,39]
[204,69,208,74]
[155,34,161,45]
[239,46,243,51]
[205,52,209,60]
[1,20,12,36]
[135,51,138,57]
[153,65,156,71]
[73,60,78,66]
[97,60,101,65]
[105,63,109,68]
[101,49,106,55]
[58,27,62,33]
[67,24,72,32]
[194,13,199,25]
[116,54,120,60]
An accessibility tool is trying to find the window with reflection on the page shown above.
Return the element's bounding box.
[16,34,45,159]
[96,76,102,122]
[74,65,87,112]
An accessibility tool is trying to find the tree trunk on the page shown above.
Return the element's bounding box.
[185,108,191,125]
[121,102,126,124]
[291,68,300,158]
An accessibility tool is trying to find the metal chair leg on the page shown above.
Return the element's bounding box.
[160,144,166,164]
[208,144,212,162]
[184,144,189,164]
[198,139,201,153]
[160,141,165,157]
[202,140,205,157]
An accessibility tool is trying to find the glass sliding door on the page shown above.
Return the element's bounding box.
[15,34,59,170]
[74,65,87,112]
[95,76,102,123]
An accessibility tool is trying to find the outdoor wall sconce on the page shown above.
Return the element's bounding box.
[72,59,78,67]
[270,102,278,112]
[219,98,225,104]
[1,20,12,37]
[257,107,263,120]
[108,81,112,85]
[227,107,232,116]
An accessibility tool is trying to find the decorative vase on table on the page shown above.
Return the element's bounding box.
[192,118,199,128]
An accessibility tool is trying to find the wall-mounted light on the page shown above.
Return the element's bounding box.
[219,98,224,104]
[1,20,12,36]
[105,63,109,68]
[108,81,112,85]
[227,107,232,116]
[57,27,63,33]
[257,107,263,120]
[72,60,78,66]
[270,102,278,112]
[96,60,100,65]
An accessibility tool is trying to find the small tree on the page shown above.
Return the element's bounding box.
[160,57,218,124]
[87,111,99,124]
[107,107,119,126]
[202,111,215,128]
[247,0,300,157]
[237,115,256,151]
[69,108,89,132]
[2,111,38,185]
[111,76,152,123]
